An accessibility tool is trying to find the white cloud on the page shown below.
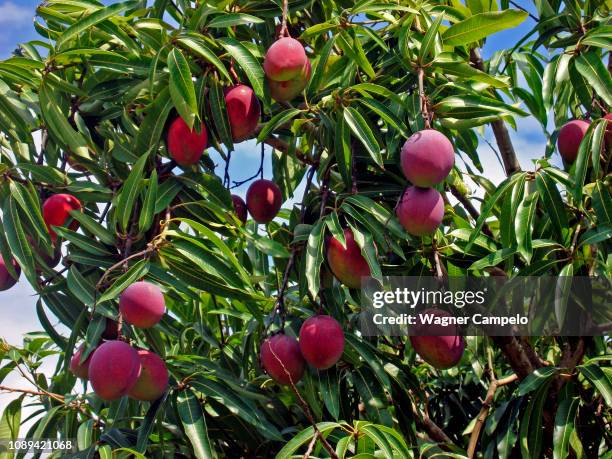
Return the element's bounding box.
[0,2,32,26]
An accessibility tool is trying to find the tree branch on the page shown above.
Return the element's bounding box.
[467,374,518,458]
[470,49,521,176]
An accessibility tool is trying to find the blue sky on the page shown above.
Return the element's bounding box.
[0,0,550,419]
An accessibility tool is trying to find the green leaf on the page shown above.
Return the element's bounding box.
[134,87,173,157]
[334,115,352,188]
[39,80,89,157]
[177,219,251,282]
[357,98,410,138]
[217,37,265,100]
[67,266,96,306]
[349,224,382,282]
[136,393,167,453]
[553,397,580,459]
[343,107,383,168]
[535,171,568,244]
[307,34,336,94]
[305,219,325,298]
[573,52,612,105]
[69,211,116,246]
[36,299,67,347]
[139,170,158,234]
[361,424,395,458]
[336,31,375,79]
[515,192,538,263]
[276,422,341,459]
[578,225,612,247]
[419,14,444,64]
[591,180,612,225]
[318,368,340,420]
[77,419,94,451]
[54,226,112,257]
[519,380,551,459]
[516,367,558,396]
[250,236,290,258]
[352,368,391,425]
[97,259,150,305]
[208,77,234,151]
[2,198,36,286]
[432,52,510,88]
[168,48,199,129]
[0,395,23,452]
[342,195,407,239]
[466,174,523,251]
[8,181,51,249]
[177,34,232,82]
[116,153,149,233]
[470,247,517,270]
[554,264,573,330]
[578,364,612,406]
[176,390,214,459]
[350,83,405,107]
[207,13,264,28]
[435,94,528,118]
[442,10,528,46]
[257,108,302,143]
[191,376,282,440]
[56,1,137,49]
[83,315,107,360]
[325,212,346,248]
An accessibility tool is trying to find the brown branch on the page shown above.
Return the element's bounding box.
[302,430,319,459]
[489,336,539,380]
[0,384,64,401]
[290,384,338,458]
[417,67,431,129]
[278,0,290,38]
[411,398,453,445]
[467,373,518,458]
[470,49,521,176]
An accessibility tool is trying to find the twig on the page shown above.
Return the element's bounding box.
[95,246,156,291]
[0,384,64,401]
[411,398,453,445]
[509,0,539,21]
[98,201,112,224]
[229,59,240,84]
[467,374,518,458]
[290,383,337,458]
[231,143,264,188]
[42,265,69,286]
[278,0,290,39]
[417,67,431,129]
[302,434,318,459]
[224,150,232,189]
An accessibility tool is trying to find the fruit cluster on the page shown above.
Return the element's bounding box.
[260,315,344,385]
[70,281,169,401]
[397,129,455,236]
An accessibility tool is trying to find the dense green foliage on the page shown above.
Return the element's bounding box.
[0,0,610,457]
